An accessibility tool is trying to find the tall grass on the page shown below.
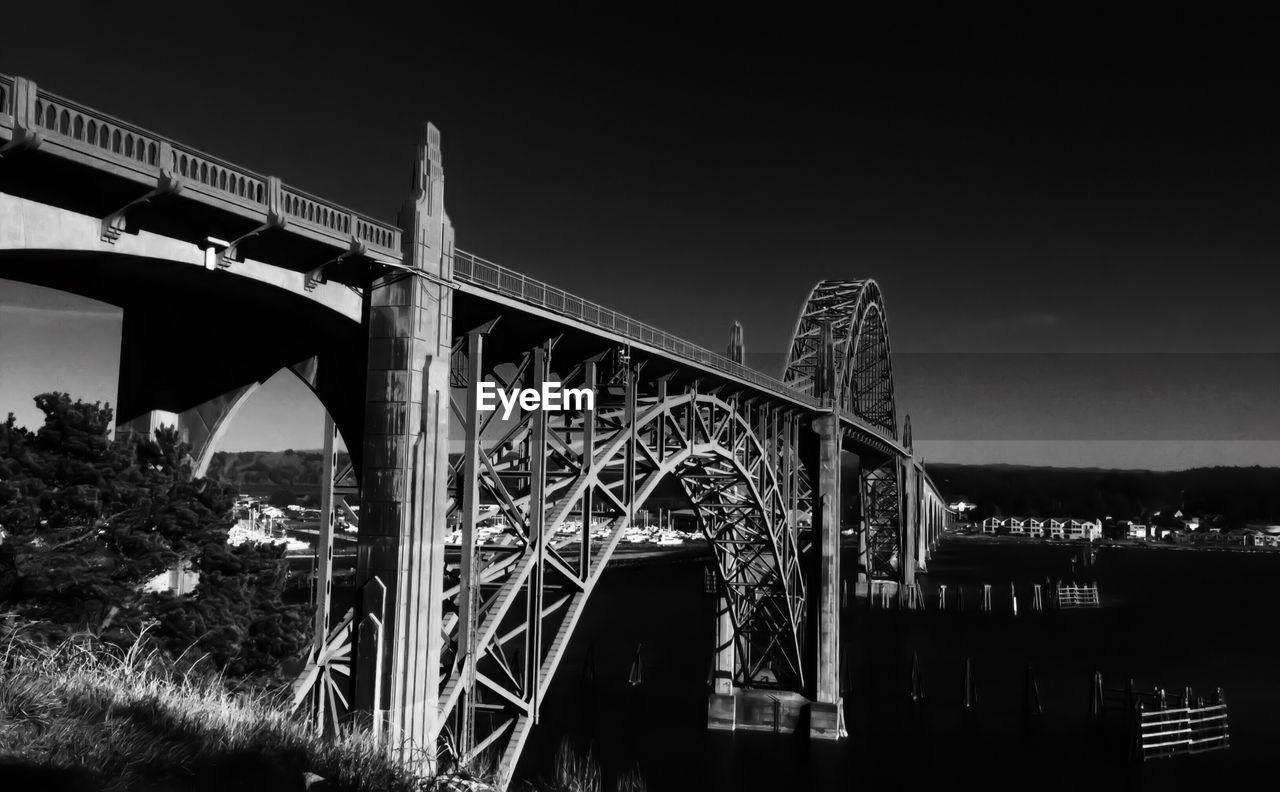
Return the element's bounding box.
[0,621,437,791]
[548,738,646,792]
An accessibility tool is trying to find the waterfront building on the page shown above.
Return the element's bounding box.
[1048,519,1066,540]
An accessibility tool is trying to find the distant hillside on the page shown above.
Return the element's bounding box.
[205,449,352,502]
[928,464,1280,526]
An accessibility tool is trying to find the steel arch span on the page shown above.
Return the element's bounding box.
[435,341,811,785]
[296,335,815,786]
[782,279,896,435]
[783,279,903,582]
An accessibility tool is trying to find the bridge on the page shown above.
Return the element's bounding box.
[0,74,956,788]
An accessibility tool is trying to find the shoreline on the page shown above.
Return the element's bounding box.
[947,530,1280,556]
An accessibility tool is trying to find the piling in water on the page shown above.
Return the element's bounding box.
[628,643,643,687]
[910,651,924,704]
[963,658,977,712]
[1089,671,1105,721]
[1022,664,1043,735]
[582,642,596,687]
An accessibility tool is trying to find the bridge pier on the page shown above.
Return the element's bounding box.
[353,124,454,769]
[810,411,846,739]
[901,458,919,585]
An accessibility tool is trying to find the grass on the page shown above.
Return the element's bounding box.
[0,620,453,792]
[539,738,645,792]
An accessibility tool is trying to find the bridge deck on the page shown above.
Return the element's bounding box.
[0,71,902,455]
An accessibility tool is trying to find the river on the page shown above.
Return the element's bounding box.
[515,537,1276,790]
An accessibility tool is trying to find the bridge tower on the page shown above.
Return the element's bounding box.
[353,123,454,763]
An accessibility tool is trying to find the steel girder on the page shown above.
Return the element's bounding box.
[435,337,810,787]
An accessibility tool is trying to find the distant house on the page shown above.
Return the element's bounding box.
[1048,519,1066,540]
[1079,519,1102,540]
[1028,518,1045,538]
[1225,528,1256,547]
[1008,517,1027,535]
[981,517,1004,534]
[1128,523,1149,540]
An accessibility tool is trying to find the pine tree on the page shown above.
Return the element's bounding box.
[0,393,308,678]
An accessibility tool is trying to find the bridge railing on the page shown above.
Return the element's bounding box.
[453,248,831,407]
[1,73,402,261]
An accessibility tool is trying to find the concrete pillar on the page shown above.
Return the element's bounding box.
[706,584,737,730]
[810,411,845,739]
[713,593,735,695]
[900,459,918,587]
[115,378,259,478]
[355,123,454,766]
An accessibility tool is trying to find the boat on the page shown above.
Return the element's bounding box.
[655,529,684,546]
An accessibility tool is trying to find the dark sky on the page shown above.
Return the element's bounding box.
[4,8,1279,467]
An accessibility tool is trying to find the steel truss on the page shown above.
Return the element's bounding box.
[782,279,897,435]
[783,279,902,582]
[290,414,362,734]
[437,329,811,786]
[860,459,902,579]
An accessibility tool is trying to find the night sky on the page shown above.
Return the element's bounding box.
[3,9,1278,467]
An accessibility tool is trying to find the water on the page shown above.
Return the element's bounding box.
[517,538,1279,790]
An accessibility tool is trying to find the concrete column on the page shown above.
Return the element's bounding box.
[713,592,735,695]
[810,411,845,739]
[355,123,453,766]
[901,459,918,587]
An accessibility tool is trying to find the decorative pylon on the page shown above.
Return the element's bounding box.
[726,321,746,365]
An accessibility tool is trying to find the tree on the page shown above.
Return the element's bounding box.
[0,393,307,677]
